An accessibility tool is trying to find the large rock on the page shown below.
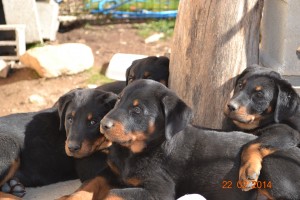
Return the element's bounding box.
[20,43,94,78]
[0,59,10,78]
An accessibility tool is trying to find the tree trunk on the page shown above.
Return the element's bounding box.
[170,0,264,129]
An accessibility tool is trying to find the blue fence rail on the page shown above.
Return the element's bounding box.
[85,0,179,19]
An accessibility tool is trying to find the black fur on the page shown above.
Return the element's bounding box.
[99,80,300,200]
[125,56,169,86]
[0,88,117,197]
[225,64,300,131]
[224,65,300,197]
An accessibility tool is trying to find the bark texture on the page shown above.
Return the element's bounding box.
[170,0,264,129]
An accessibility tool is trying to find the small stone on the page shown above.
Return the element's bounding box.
[20,43,94,78]
[29,94,46,105]
[145,33,164,44]
[87,84,97,89]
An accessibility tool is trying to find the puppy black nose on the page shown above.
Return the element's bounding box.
[101,118,114,131]
[68,142,81,153]
[227,101,239,112]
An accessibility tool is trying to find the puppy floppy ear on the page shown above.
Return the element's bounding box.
[57,89,79,131]
[94,89,118,109]
[161,92,193,140]
[236,65,281,85]
[274,80,299,123]
[125,61,136,85]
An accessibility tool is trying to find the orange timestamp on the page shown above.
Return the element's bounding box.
[222,180,272,189]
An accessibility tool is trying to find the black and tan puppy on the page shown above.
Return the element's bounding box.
[125,56,169,86]
[57,88,117,182]
[224,65,300,192]
[224,65,300,131]
[0,88,117,199]
[62,80,300,200]
[99,55,170,95]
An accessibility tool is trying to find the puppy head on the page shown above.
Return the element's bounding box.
[100,79,192,153]
[57,88,117,158]
[125,56,169,86]
[224,65,299,130]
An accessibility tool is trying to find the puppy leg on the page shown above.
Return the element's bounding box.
[239,124,300,191]
[239,143,274,191]
[0,135,23,197]
[57,176,112,200]
[0,191,21,200]
[1,178,25,198]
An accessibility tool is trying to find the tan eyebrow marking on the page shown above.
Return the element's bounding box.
[133,99,139,106]
[87,113,93,120]
[255,86,262,91]
[143,71,150,78]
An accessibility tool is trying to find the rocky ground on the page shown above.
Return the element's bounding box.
[0,22,172,116]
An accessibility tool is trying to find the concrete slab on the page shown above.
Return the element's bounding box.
[105,53,148,81]
[2,0,43,43]
[260,0,300,76]
[0,24,26,60]
[36,0,59,41]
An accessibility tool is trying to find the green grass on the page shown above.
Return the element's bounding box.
[133,19,176,39]
[26,42,44,50]
[85,0,179,11]
[86,68,114,85]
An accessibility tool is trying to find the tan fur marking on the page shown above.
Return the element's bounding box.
[130,140,146,153]
[143,71,150,78]
[260,148,276,157]
[241,143,262,171]
[101,121,132,143]
[235,107,253,121]
[159,80,167,86]
[147,121,156,134]
[71,111,76,117]
[107,160,120,176]
[105,194,125,200]
[129,132,147,153]
[65,143,72,157]
[57,176,111,200]
[231,106,265,130]
[267,106,272,113]
[125,177,142,187]
[0,158,20,187]
[239,144,277,191]
[133,99,139,107]
[255,86,262,91]
[243,79,247,85]
[101,119,148,153]
[233,120,260,130]
[87,113,93,121]
[0,192,21,200]
[242,143,277,165]
[68,136,112,158]
[259,189,274,200]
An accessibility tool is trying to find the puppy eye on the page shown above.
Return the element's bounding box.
[255,91,264,98]
[237,82,243,89]
[89,120,97,126]
[128,77,134,83]
[133,106,141,114]
[67,116,73,124]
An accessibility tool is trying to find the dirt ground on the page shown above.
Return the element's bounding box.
[0,23,172,116]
